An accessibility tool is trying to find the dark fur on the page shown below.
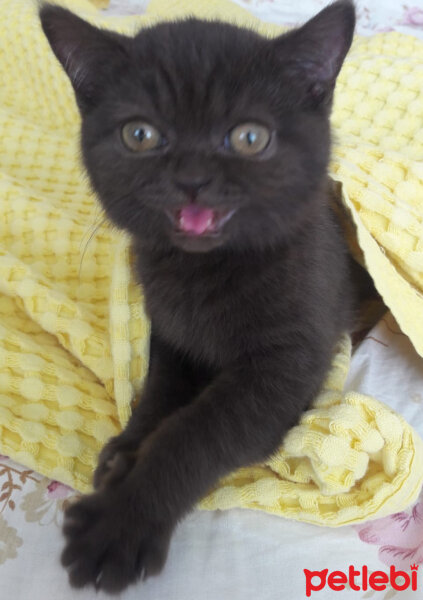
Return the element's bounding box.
[40,1,357,593]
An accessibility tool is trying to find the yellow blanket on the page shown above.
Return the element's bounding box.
[0,0,422,526]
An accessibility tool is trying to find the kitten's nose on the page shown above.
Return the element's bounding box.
[174,177,212,196]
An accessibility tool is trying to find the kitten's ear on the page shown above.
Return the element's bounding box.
[274,0,355,106]
[39,4,130,111]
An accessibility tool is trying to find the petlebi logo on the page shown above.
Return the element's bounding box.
[303,564,419,597]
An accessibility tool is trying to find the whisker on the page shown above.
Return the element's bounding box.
[79,215,109,280]
[79,206,104,251]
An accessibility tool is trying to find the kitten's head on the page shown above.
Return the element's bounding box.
[40,1,355,253]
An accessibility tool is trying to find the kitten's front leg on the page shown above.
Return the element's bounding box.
[62,347,329,593]
[93,334,213,490]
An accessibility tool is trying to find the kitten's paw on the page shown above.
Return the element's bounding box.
[93,434,139,490]
[61,491,171,593]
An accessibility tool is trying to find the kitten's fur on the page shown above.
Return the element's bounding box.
[40,1,357,593]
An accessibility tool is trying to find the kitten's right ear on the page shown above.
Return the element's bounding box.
[39,3,130,111]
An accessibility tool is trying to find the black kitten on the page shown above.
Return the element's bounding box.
[40,1,356,593]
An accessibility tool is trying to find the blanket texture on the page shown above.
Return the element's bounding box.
[0,0,422,526]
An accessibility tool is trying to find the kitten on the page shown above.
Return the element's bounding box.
[40,0,356,593]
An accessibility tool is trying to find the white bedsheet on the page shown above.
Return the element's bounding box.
[1,2,422,599]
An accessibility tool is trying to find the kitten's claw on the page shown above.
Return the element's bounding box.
[94,569,103,590]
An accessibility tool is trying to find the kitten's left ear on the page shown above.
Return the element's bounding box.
[274,0,356,106]
[39,3,130,111]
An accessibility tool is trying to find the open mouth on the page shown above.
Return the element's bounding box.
[166,205,237,237]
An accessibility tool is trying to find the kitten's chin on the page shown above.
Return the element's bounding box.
[169,232,227,253]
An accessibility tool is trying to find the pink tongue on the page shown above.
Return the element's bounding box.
[179,205,215,235]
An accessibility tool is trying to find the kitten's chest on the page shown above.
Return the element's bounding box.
[137,253,271,367]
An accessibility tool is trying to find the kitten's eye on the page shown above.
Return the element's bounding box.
[121,121,164,152]
[227,123,271,156]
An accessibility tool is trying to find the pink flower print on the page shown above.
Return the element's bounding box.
[400,7,423,27]
[376,26,395,33]
[355,498,423,569]
[47,481,73,499]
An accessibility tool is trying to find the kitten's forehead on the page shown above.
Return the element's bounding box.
[127,20,271,125]
[134,19,264,71]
